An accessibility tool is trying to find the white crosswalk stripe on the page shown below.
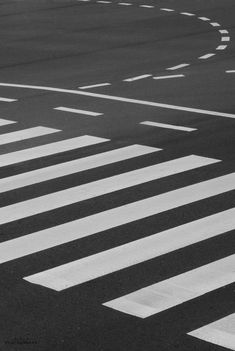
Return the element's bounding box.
[103,254,235,318]
[188,313,235,350]
[0,126,60,145]
[0,155,219,226]
[0,135,109,167]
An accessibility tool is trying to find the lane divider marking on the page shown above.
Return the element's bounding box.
[123,74,152,82]
[79,83,111,90]
[54,106,103,116]
[199,53,216,59]
[0,97,18,102]
[140,121,196,131]
[153,74,185,80]
[166,64,190,70]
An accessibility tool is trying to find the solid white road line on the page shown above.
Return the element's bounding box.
[16,171,235,283]
[0,135,109,168]
[188,314,235,350]
[140,121,196,132]
[210,22,221,27]
[167,64,190,70]
[219,30,229,34]
[79,83,111,90]
[0,145,159,194]
[153,74,185,80]
[0,158,226,265]
[226,70,235,73]
[0,97,17,102]
[0,83,235,119]
[0,126,60,146]
[221,36,230,42]
[199,53,216,59]
[123,74,152,82]
[103,254,235,318]
[180,12,195,16]
[216,45,227,50]
[0,155,218,226]
[22,208,235,289]
[54,107,103,116]
[0,118,16,126]
[198,17,210,21]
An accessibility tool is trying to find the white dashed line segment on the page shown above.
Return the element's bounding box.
[140,121,196,132]
[167,64,190,70]
[221,36,230,42]
[79,83,111,90]
[210,22,221,27]
[123,74,152,82]
[180,12,195,16]
[198,17,210,21]
[0,118,17,126]
[153,74,185,80]
[0,97,18,102]
[216,45,227,50]
[199,53,216,59]
[54,107,103,116]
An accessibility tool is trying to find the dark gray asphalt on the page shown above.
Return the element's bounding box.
[0,0,234,350]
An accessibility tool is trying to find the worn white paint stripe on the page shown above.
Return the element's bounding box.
[140,121,196,132]
[226,70,235,73]
[139,5,154,8]
[153,74,185,80]
[210,22,221,27]
[216,45,227,50]
[118,2,132,5]
[15,172,235,280]
[103,254,235,318]
[167,64,190,70]
[219,30,229,34]
[79,83,111,90]
[199,53,216,59]
[97,1,111,3]
[54,106,103,116]
[160,8,175,12]
[0,126,60,146]
[0,135,108,168]
[0,83,235,119]
[23,208,235,289]
[188,314,235,350]
[123,74,152,82]
[221,37,230,42]
[0,97,17,102]
[0,155,218,226]
[180,12,195,16]
[0,118,16,126]
[0,145,159,194]
[198,17,210,21]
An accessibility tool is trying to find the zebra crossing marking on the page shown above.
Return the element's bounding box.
[188,313,235,350]
[103,254,235,318]
[0,144,159,194]
[0,135,109,167]
[0,155,218,226]
[0,126,60,146]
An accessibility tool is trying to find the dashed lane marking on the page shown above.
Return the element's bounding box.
[123,74,152,82]
[180,12,195,16]
[160,8,175,12]
[221,36,230,42]
[0,97,17,102]
[226,70,235,73]
[140,121,196,132]
[0,118,16,126]
[216,45,227,50]
[54,106,103,116]
[1,83,235,119]
[219,29,229,34]
[166,64,190,70]
[210,22,221,27]
[153,74,185,80]
[199,53,216,59]
[198,17,210,21]
[79,83,111,90]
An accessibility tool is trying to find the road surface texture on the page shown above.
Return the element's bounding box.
[0,0,234,350]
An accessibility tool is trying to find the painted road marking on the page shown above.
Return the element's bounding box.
[153,74,185,80]
[0,97,17,102]
[160,8,175,12]
[221,36,230,42]
[0,126,60,146]
[79,83,111,90]
[97,1,111,3]
[167,64,190,70]
[0,83,235,119]
[198,17,210,21]
[226,70,235,73]
[140,121,196,132]
[219,30,229,34]
[139,5,154,8]
[188,314,235,350]
[199,53,216,59]
[0,135,108,168]
[54,106,103,116]
[22,208,235,289]
[180,12,195,16]
[103,254,235,318]
[0,155,218,226]
[118,2,132,5]
[210,22,221,27]
[123,74,152,82]
[0,145,159,194]
[0,118,16,126]
[216,45,227,50]
[17,171,235,283]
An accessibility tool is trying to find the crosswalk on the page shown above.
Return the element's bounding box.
[0,119,234,349]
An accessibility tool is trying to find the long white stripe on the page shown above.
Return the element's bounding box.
[167,64,190,70]
[0,126,60,146]
[0,155,218,226]
[79,83,111,90]
[199,53,216,59]
[123,74,152,82]
[139,5,154,8]
[103,254,235,318]
[198,17,210,21]
[153,74,185,80]
[0,118,16,126]
[0,145,159,194]
[0,83,235,119]
[140,121,196,132]
[226,70,235,73]
[0,97,17,102]
[23,208,235,289]
[160,8,175,12]
[54,107,103,116]
[180,12,195,16]
[188,314,235,350]
[17,172,235,284]
[0,135,108,167]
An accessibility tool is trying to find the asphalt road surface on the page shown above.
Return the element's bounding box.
[0,0,234,350]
